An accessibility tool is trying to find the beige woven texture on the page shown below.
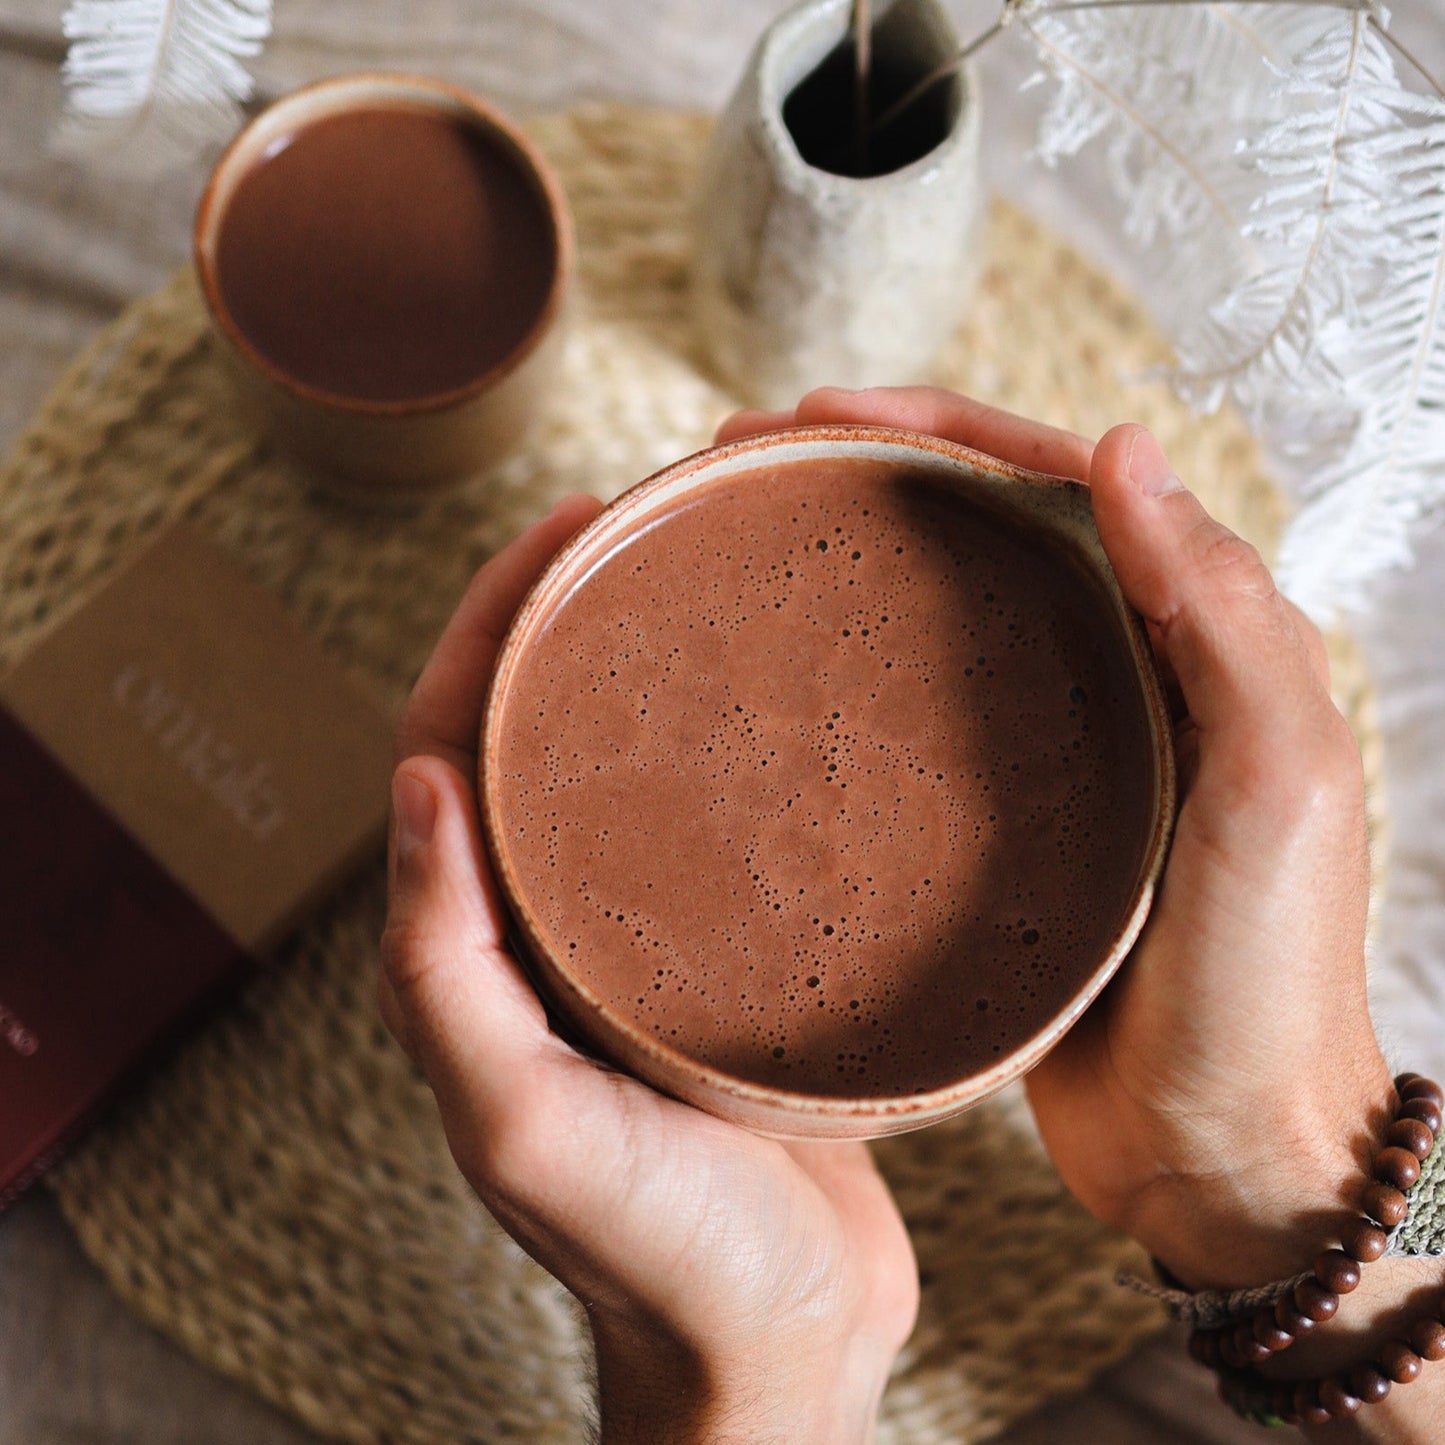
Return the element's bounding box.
[0,106,1383,1445]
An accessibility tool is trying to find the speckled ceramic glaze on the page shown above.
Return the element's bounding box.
[481,427,1176,1139]
[690,0,983,409]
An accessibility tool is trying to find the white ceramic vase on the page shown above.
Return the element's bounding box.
[690,0,984,410]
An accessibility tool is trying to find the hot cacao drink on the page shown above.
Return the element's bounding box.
[489,457,1157,1099]
[213,103,557,403]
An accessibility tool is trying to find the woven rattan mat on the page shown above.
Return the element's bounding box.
[0,106,1383,1445]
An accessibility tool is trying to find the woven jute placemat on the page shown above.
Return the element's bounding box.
[0,106,1384,1444]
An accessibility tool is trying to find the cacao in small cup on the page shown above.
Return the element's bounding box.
[194,72,572,504]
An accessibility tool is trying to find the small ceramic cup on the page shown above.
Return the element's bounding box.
[480,426,1177,1140]
[195,73,572,505]
[690,0,984,409]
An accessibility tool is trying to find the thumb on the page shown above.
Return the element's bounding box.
[380,757,556,1127]
[1087,425,1340,779]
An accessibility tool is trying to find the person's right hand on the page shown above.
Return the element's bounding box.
[381,498,918,1445]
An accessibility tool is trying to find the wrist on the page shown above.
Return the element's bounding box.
[589,1309,893,1445]
[1257,1254,1445,1376]
[1128,1046,1394,1290]
[1156,1071,1445,1435]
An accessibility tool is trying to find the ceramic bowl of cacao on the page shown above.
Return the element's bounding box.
[480,426,1176,1139]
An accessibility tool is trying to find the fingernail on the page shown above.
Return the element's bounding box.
[392,768,436,856]
[1126,429,1185,497]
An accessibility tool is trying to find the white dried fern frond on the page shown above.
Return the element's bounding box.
[57,0,273,172]
[1021,4,1341,341]
[1273,93,1445,617]
[1018,0,1445,620]
[1174,16,1407,411]
[1176,10,1445,617]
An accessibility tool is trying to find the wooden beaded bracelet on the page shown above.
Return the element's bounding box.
[1188,1073,1443,1371]
[1190,1073,1445,1426]
[1213,1295,1445,1429]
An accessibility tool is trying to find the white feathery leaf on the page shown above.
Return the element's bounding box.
[1170,13,1390,425]
[1019,0,1445,620]
[1273,106,1445,618]
[1021,4,1344,348]
[1178,27,1386,343]
[57,0,272,172]
[1175,12,1445,618]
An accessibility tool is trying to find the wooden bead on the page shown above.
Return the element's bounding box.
[1234,1321,1272,1363]
[1409,1318,1445,1361]
[1318,1377,1363,1418]
[1295,1277,1340,1323]
[1362,1180,1409,1228]
[1293,1382,1332,1426]
[1348,1363,1392,1404]
[1342,1217,1390,1262]
[1314,1247,1362,1295]
[1400,1097,1443,1133]
[1381,1340,1423,1384]
[1253,1310,1294,1352]
[1276,1296,1318,1336]
[1389,1117,1435,1159]
[1400,1077,1445,1111]
[1376,1145,1423,1190]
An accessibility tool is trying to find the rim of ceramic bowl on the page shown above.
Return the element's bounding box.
[480,425,1177,1131]
[193,71,573,417]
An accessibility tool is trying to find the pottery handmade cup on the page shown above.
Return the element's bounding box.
[195,73,572,505]
[480,426,1176,1140]
[690,0,984,408]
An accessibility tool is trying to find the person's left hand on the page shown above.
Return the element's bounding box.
[715,388,1388,1292]
[381,496,918,1445]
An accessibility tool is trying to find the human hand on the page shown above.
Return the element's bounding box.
[716,388,1391,1295]
[380,497,917,1445]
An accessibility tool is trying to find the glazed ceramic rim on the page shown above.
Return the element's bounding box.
[481,425,1177,1130]
[193,72,573,416]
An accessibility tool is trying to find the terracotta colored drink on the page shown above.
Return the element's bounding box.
[213,104,557,403]
[490,457,1156,1099]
